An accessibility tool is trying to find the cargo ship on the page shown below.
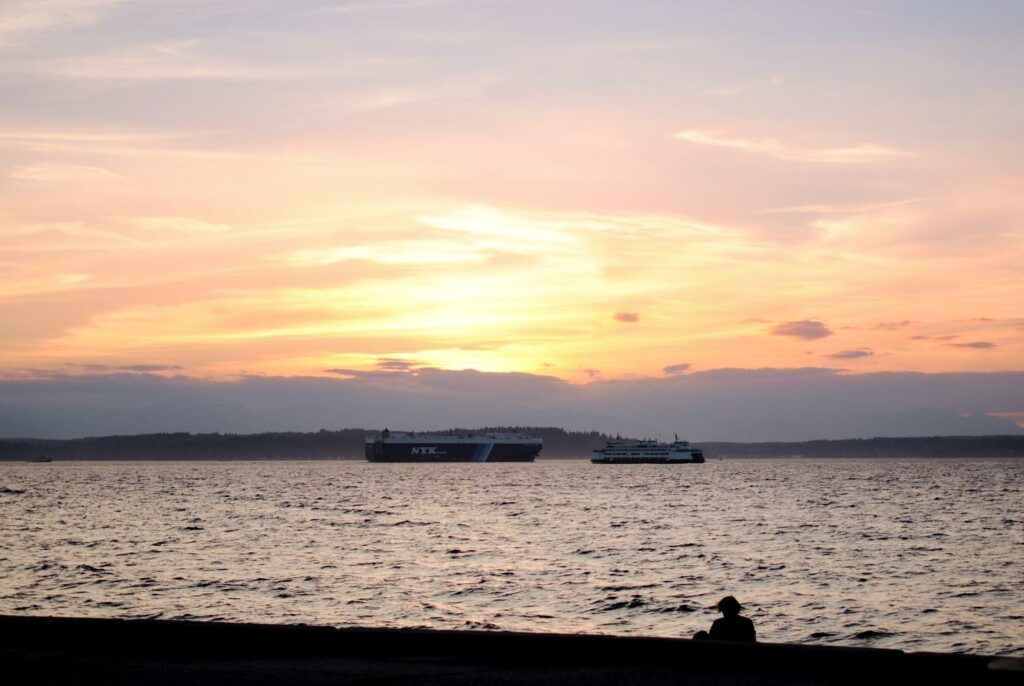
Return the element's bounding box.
[591,435,704,464]
[365,429,543,462]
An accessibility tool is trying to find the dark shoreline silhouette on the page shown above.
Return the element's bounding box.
[2,615,1021,686]
[2,430,1023,461]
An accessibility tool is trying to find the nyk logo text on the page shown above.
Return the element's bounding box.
[411,447,444,455]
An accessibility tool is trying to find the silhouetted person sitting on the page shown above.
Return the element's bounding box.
[693,596,756,642]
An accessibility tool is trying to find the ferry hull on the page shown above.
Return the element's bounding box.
[591,454,704,464]
[591,440,705,464]
[366,441,541,463]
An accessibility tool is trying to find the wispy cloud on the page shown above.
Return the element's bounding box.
[10,163,123,181]
[759,199,922,216]
[0,128,260,162]
[0,127,332,164]
[771,320,833,340]
[675,129,911,164]
[0,272,93,298]
[874,321,913,331]
[316,0,455,13]
[347,74,499,111]
[64,362,182,373]
[663,363,691,375]
[4,40,316,80]
[614,312,639,323]
[828,348,874,359]
[376,357,422,371]
[130,217,232,235]
[948,341,997,349]
[418,206,581,247]
[287,240,486,267]
[0,130,164,146]
[0,0,122,47]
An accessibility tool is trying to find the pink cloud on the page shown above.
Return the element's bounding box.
[614,312,639,323]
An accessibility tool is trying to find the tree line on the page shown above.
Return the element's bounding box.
[1,429,1021,461]
[0,427,613,460]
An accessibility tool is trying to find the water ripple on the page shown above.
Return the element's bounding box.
[0,459,1021,656]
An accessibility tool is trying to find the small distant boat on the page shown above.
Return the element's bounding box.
[26,455,52,463]
[592,435,705,464]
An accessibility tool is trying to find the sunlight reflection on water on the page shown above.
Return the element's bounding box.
[0,459,1021,656]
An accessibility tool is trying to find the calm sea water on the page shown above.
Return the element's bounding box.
[1,459,1021,656]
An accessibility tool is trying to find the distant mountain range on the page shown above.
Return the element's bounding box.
[1,428,1023,461]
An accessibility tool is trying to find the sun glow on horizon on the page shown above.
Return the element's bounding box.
[1,2,1022,388]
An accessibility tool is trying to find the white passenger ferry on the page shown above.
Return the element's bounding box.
[591,435,705,464]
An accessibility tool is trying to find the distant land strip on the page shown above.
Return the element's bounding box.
[2,428,1024,461]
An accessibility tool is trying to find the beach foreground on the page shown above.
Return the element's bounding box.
[1,615,1020,685]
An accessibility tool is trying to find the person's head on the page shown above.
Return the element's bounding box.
[717,596,742,617]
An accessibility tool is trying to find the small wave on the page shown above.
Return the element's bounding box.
[854,629,894,640]
[95,600,125,608]
[595,596,648,611]
[599,584,658,592]
[0,486,26,495]
[649,603,696,614]
[450,586,488,597]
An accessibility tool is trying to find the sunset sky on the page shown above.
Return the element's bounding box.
[2,1,1023,436]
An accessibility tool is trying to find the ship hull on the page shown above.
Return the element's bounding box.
[591,455,704,464]
[366,441,541,463]
[591,444,705,464]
